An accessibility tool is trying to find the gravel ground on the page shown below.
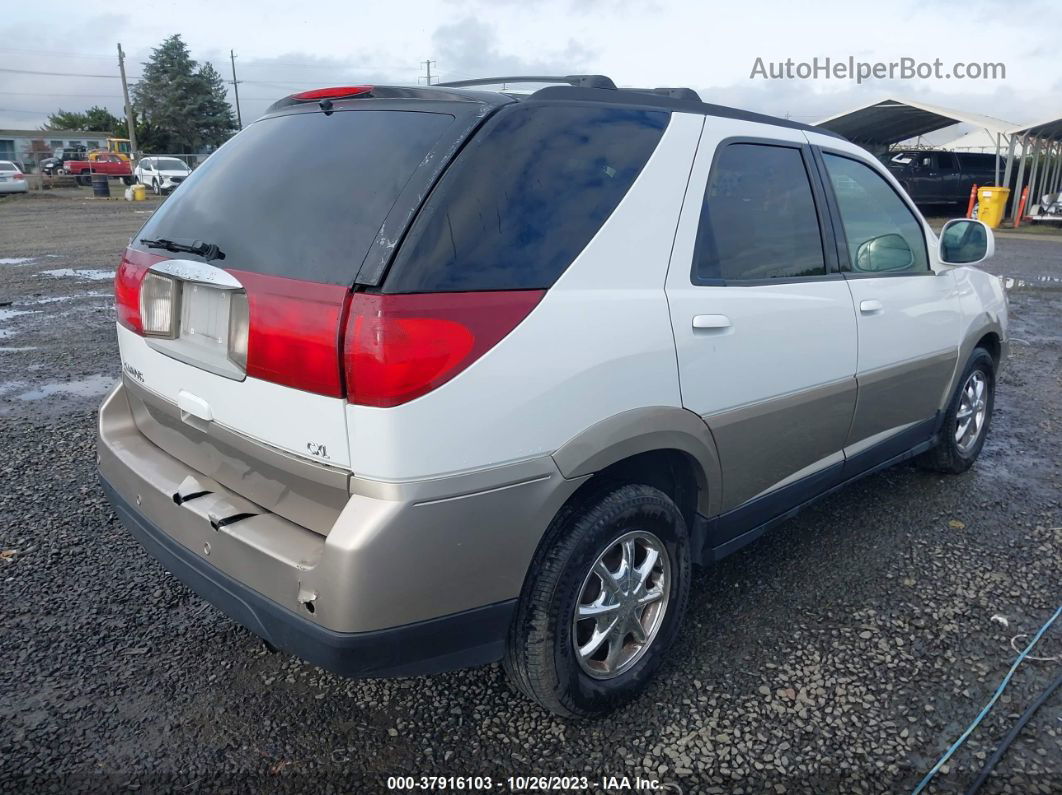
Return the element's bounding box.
[1,192,1060,794]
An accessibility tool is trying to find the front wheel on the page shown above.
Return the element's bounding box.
[918,347,995,473]
[504,483,691,718]
[122,176,133,185]
[152,179,161,195]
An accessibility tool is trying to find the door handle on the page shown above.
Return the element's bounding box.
[859,300,884,315]
[692,314,732,330]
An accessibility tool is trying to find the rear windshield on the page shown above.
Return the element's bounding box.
[384,104,669,293]
[134,109,455,285]
[0,161,16,170]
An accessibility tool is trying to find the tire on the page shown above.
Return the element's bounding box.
[918,347,995,473]
[76,174,90,187]
[122,176,133,185]
[56,167,66,175]
[504,483,691,718]
[152,179,160,195]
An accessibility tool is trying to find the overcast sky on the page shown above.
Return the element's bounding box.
[1,0,1059,135]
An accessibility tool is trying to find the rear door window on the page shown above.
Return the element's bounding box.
[383,104,669,293]
[692,142,826,282]
[134,109,457,285]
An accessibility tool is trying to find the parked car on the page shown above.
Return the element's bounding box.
[98,78,1007,718]
[0,160,28,193]
[134,156,192,194]
[880,150,999,206]
[39,146,88,176]
[65,153,133,185]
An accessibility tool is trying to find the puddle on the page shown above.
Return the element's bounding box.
[7,374,115,401]
[41,268,116,281]
[1003,275,1062,292]
[0,308,39,323]
[22,291,109,305]
[0,307,40,338]
[0,257,36,265]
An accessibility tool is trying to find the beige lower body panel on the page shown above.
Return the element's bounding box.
[846,349,957,447]
[99,383,583,634]
[706,378,857,512]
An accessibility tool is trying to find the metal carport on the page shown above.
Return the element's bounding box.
[1003,116,1062,222]
[814,97,1016,188]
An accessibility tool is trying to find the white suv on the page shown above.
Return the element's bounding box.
[98,76,1007,717]
[133,156,192,194]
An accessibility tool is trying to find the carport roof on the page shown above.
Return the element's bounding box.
[814,97,1014,146]
[1008,115,1062,142]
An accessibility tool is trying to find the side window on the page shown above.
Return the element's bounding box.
[384,105,669,293]
[935,152,957,171]
[692,143,825,282]
[823,153,929,274]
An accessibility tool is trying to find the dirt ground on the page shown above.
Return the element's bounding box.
[1,192,1060,794]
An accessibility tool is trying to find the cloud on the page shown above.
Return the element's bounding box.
[430,17,594,83]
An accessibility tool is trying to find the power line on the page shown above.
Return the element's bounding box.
[0,67,141,79]
[0,47,115,59]
[0,91,124,98]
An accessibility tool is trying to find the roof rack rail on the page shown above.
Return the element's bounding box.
[627,87,702,102]
[436,75,617,90]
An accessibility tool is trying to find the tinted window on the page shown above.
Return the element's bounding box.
[384,104,668,293]
[935,152,957,171]
[693,143,825,282]
[823,153,928,274]
[134,109,455,285]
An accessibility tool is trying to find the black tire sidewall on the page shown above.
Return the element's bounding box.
[546,487,691,715]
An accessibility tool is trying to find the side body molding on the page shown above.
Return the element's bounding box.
[551,406,723,517]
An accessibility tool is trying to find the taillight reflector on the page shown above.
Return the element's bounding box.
[231,271,351,397]
[344,290,545,408]
[292,85,373,101]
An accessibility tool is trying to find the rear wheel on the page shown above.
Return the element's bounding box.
[918,347,995,473]
[504,483,691,718]
[122,176,133,185]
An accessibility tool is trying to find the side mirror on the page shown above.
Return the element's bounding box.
[939,219,994,266]
[855,233,915,273]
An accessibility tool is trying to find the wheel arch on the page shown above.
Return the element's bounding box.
[551,406,722,520]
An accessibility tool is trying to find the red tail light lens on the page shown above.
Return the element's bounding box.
[292,86,373,101]
[344,290,545,408]
[232,271,351,397]
[114,248,166,333]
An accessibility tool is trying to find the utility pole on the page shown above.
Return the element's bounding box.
[116,43,138,159]
[230,49,243,129]
[422,59,436,85]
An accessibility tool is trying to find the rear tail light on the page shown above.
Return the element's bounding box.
[12,173,23,180]
[233,271,351,397]
[115,248,166,334]
[139,272,180,337]
[115,248,542,404]
[343,290,545,407]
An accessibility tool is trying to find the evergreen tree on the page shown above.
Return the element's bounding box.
[132,34,237,153]
[44,105,124,133]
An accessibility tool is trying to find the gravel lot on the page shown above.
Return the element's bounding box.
[1,192,1060,794]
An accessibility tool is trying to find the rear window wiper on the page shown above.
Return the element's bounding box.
[139,237,225,261]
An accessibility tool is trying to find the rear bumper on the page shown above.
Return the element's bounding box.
[97,381,580,676]
[100,473,514,676]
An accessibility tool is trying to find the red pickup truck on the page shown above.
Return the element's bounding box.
[66,153,133,185]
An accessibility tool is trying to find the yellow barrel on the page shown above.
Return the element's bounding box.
[976,186,1010,228]
[132,184,147,201]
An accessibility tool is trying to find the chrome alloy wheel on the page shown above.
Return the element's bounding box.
[572,530,671,680]
[956,370,988,454]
